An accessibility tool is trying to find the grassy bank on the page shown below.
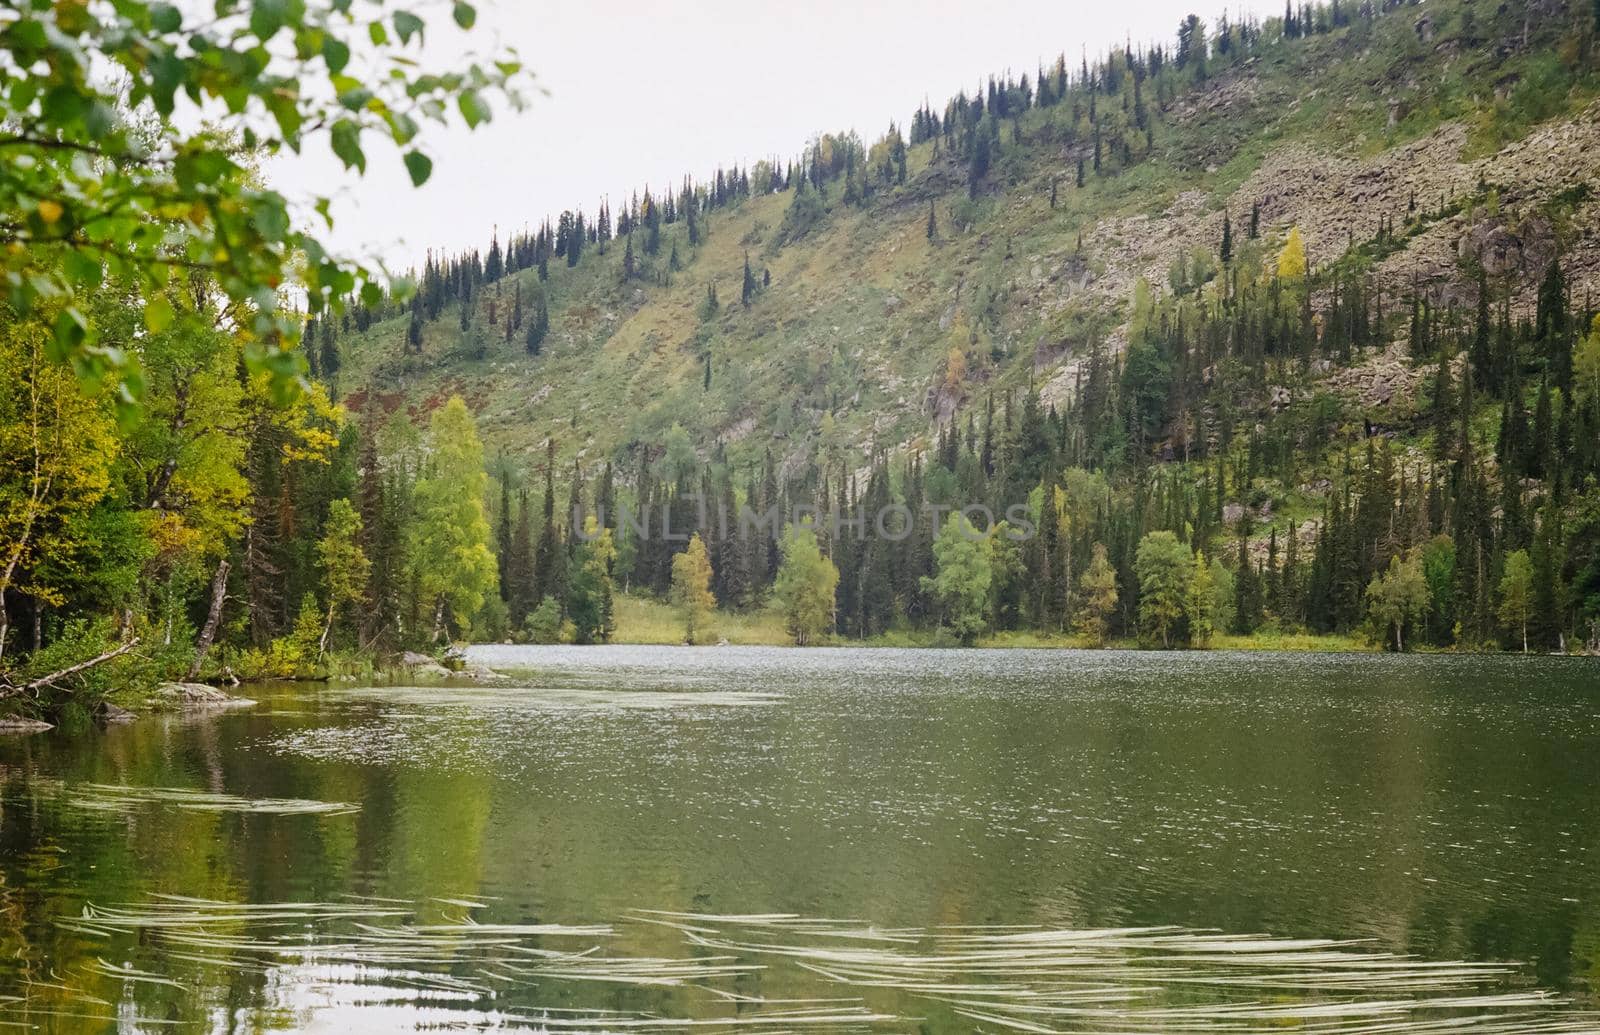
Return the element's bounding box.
[608,595,1372,652]
[611,595,793,646]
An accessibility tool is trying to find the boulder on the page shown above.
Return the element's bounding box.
[397,652,453,678]
[150,682,257,710]
[95,701,137,724]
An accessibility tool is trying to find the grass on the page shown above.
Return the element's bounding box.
[610,596,1374,652]
[612,594,791,646]
[1210,629,1372,652]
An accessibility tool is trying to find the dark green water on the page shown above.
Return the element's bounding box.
[2,647,1600,1032]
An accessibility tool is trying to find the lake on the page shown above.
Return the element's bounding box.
[2,646,1599,1032]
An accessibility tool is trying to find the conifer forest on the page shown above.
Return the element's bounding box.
[5,0,1600,722]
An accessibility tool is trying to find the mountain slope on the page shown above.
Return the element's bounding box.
[338,0,1599,485]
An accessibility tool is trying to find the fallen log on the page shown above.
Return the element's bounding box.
[0,638,142,699]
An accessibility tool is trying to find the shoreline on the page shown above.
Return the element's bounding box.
[476,634,1588,657]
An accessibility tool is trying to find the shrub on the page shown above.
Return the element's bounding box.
[525,598,564,644]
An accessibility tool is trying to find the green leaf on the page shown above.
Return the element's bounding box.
[389,111,419,144]
[150,4,182,33]
[250,0,287,40]
[452,2,476,29]
[393,10,424,43]
[62,250,103,290]
[458,90,489,128]
[368,20,388,46]
[42,85,86,126]
[50,307,89,361]
[144,295,174,334]
[268,94,303,142]
[402,150,433,187]
[322,35,350,73]
[337,86,373,111]
[330,120,366,173]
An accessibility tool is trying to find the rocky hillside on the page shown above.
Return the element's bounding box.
[336,0,1600,482]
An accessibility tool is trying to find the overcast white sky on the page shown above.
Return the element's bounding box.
[268,0,1246,274]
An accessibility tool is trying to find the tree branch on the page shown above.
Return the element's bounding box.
[2,638,142,698]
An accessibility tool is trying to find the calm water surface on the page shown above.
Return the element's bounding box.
[2,647,1599,1032]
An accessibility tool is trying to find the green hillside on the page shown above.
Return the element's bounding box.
[337,0,1598,482]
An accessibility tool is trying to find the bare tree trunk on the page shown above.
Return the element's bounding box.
[187,559,231,680]
[318,602,336,661]
[430,598,447,644]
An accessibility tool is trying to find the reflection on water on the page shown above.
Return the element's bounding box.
[2,646,1600,1031]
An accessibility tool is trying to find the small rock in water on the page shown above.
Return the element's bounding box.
[0,717,54,735]
[95,701,137,724]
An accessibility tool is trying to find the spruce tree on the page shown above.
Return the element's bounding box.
[1232,516,1263,634]
[496,466,513,598]
[1471,268,1493,391]
[566,215,583,267]
[525,293,548,355]
[532,440,562,608]
[1530,499,1563,650]
[508,490,535,626]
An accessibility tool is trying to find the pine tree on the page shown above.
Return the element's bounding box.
[926,201,938,241]
[1232,517,1262,634]
[1471,267,1493,391]
[1530,499,1564,650]
[318,319,340,384]
[532,440,561,607]
[525,292,548,355]
[1431,346,1456,463]
[496,467,513,598]
[507,490,535,626]
[741,251,756,306]
[1536,257,1571,386]
[1220,211,1233,264]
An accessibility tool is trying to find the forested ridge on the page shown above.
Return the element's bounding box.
[6,0,1600,725]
